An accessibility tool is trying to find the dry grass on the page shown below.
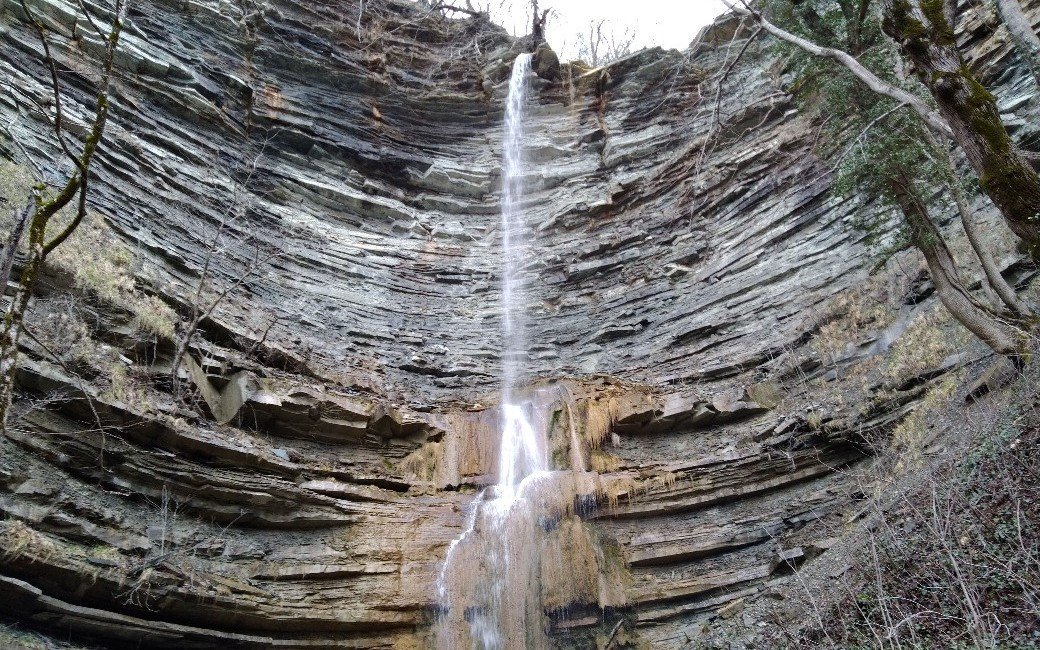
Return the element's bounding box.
[400,441,441,483]
[810,273,899,365]
[883,308,966,387]
[747,380,783,409]
[0,520,57,564]
[50,219,177,340]
[787,293,968,436]
[888,375,960,474]
[103,362,156,412]
[28,296,108,366]
[589,448,622,473]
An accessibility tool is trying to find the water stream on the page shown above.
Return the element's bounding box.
[435,52,554,650]
[433,53,629,649]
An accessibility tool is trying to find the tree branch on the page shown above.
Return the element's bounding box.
[722,0,953,139]
[18,0,83,172]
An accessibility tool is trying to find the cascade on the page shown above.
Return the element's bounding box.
[434,52,553,650]
[434,52,629,650]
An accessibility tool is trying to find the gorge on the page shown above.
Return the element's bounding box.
[0,0,1039,648]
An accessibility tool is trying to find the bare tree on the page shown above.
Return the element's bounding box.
[0,0,128,429]
[575,19,638,67]
[530,0,550,45]
[168,145,287,409]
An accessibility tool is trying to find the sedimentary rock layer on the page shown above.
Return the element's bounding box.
[0,0,1037,646]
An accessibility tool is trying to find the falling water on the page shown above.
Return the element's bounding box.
[433,53,631,648]
[435,52,553,649]
[496,53,548,506]
[500,52,532,407]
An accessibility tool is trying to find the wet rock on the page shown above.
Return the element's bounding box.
[0,0,1032,647]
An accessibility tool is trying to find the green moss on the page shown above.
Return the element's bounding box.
[964,98,1012,156]
[919,0,955,44]
[962,70,997,107]
[886,0,930,55]
[980,165,1034,211]
[550,445,569,470]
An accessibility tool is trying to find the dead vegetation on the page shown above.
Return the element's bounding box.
[809,272,898,365]
[1,158,176,345]
[771,250,978,435]
[700,341,1040,649]
[50,219,176,341]
[799,363,1040,648]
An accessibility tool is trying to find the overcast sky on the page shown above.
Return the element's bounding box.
[483,0,729,59]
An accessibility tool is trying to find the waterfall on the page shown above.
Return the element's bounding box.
[435,52,552,650]
[500,52,532,408]
[433,53,628,649]
[496,53,548,506]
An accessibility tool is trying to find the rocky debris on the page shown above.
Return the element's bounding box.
[0,0,1036,647]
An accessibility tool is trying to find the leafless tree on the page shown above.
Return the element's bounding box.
[169,144,287,404]
[0,0,129,429]
[575,19,638,67]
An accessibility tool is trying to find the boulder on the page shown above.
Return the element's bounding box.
[532,42,560,81]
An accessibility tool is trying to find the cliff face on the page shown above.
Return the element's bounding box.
[0,0,1038,647]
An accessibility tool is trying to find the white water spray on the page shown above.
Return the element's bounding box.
[433,54,633,649]
[435,53,552,649]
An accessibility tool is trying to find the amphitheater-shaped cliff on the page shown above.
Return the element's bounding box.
[0,0,1038,647]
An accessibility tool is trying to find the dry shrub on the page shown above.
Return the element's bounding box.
[0,520,56,564]
[811,274,897,364]
[882,307,964,387]
[103,362,155,412]
[49,218,176,340]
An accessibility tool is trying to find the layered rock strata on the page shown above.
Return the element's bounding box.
[0,0,1038,647]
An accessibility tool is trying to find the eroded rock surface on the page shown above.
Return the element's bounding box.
[1,0,1038,647]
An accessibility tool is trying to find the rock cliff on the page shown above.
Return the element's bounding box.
[0,0,1037,647]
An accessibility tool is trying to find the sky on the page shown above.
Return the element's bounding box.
[483,0,729,60]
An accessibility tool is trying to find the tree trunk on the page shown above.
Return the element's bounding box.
[950,174,1032,317]
[923,127,1034,317]
[994,0,1040,85]
[891,176,1027,360]
[883,0,1040,254]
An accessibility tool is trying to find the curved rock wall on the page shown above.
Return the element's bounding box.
[0,0,1038,647]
